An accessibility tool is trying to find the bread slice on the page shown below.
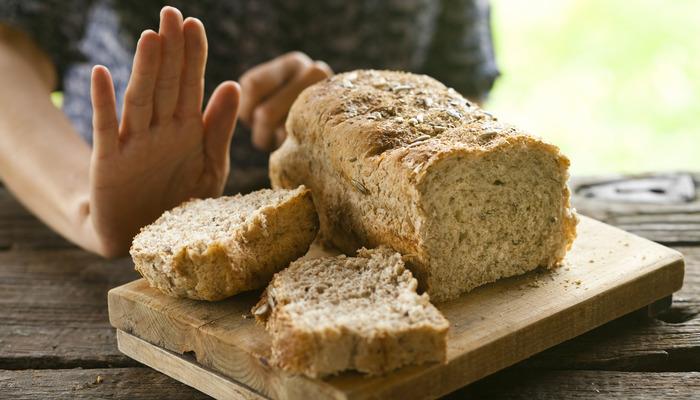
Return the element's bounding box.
[130,186,319,301]
[252,247,449,378]
[270,69,578,302]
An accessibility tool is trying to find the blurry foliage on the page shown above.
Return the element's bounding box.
[488,0,699,175]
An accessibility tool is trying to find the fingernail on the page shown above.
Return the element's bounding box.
[161,6,183,20]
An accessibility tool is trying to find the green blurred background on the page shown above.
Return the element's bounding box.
[487,0,699,175]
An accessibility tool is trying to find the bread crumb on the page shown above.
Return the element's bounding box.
[95,375,103,384]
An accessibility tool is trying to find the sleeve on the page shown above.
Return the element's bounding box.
[0,0,94,89]
[421,0,500,102]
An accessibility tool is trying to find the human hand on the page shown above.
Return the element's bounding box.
[89,6,240,256]
[239,52,332,151]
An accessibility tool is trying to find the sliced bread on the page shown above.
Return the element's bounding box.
[252,247,449,377]
[270,69,578,302]
[130,186,319,301]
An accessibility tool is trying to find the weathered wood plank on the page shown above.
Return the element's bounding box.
[571,173,700,244]
[0,367,210,399]
[456,370,700,399]
[3,368,697,400]
[0,249,139,369]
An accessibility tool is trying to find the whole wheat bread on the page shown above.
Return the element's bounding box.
[252,247,449,378]
[130,186,319,301]
[270,70,578,302]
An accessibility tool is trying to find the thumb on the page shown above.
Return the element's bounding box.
[203,81,241,170]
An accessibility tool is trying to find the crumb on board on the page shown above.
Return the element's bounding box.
[95,375,103,384]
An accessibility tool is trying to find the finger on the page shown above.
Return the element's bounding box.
[251,61,330,151]
[274,126,286,149]
[176,17,207,118]
[90,65,119,157]
[238,51,312,125]
[122,30,161,133]
[203,81,241,169]
[153,6,184,122]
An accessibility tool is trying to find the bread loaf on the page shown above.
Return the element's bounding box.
[130,186,319,301]
[252,247,449,377]
[270,70,578,302]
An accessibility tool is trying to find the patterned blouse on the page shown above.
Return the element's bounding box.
[1,0,498,189]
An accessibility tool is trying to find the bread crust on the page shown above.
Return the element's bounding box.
[130,187,319,301]
[270,70,578,301]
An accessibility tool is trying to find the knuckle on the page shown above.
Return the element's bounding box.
[156,74,180,91]
[253,105,275,123]
[183,76,203,89]
[308,62,332,80]
[125,91,152,108]
[252,130,271,150]
[94,121,118,132]
[239,72,260,91]
[284,51,312,68]
[163,42,185,57]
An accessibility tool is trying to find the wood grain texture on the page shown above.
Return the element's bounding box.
[118,331,700,400]
[516,245,700,372]
[108,216,684,400]
[0,367,210,399]
[118,330,266,400]
[0,249,139,369]
[457,369,700,399]
[571,173,700,245]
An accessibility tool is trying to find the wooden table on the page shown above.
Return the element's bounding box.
[1,173,699,399]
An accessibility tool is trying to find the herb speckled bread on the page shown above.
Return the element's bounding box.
[130,186,319,301]
[253,247,449,377]
[270,70,578,302]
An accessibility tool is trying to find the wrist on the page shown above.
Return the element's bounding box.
[73,196,129,258]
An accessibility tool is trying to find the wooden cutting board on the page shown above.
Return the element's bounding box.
[108,216,685,400]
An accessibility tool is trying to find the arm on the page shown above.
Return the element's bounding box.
[0,7,241,258]
[0,24,102,253]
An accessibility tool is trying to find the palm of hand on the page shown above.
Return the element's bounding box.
[89,7,239,255]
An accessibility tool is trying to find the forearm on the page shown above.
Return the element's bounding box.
[0,35,108,255]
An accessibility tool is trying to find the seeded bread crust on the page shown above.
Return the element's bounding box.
[253,247,449,377]
[270,70,578,302]
[130,186,319,301]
